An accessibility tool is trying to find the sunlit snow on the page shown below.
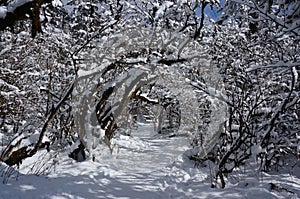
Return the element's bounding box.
[1,122,299,199]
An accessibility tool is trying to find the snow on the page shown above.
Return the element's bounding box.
[1,122,299,199]
[0,0,33,19]
[0,6,7,19]
[246,62,300,72]
[7,0,32,13]
[292,67,298,84]
[77,65,106,78]
[52,0,62,7]
[155,1,174,19]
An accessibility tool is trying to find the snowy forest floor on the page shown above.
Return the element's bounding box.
[1,122,300,199]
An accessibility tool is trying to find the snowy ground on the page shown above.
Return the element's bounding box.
[1,122,300,199]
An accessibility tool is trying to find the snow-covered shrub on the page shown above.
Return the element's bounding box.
[1,0,224,171]
[190,0,300,188]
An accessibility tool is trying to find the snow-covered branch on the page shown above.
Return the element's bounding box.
[246,62,300,72]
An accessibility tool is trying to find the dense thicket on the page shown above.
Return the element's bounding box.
[191,0,300,188]
[0,0,299,188]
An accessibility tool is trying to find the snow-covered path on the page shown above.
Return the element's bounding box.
[0,123,201,199]
[75,123,199,198]
[102,123,190,173]
[1,123,300,199]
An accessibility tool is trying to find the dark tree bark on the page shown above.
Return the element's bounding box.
[0,0,52,37]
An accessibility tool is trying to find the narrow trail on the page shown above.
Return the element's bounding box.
[107,123,190,172]
[48,122,203,199]
[0,122,208,199]
[93,123,194,194]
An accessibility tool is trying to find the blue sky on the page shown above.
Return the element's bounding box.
[198,0,226,20]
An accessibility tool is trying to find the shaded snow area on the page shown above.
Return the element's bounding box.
[1,123,300,199]
[0,0,33,19]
